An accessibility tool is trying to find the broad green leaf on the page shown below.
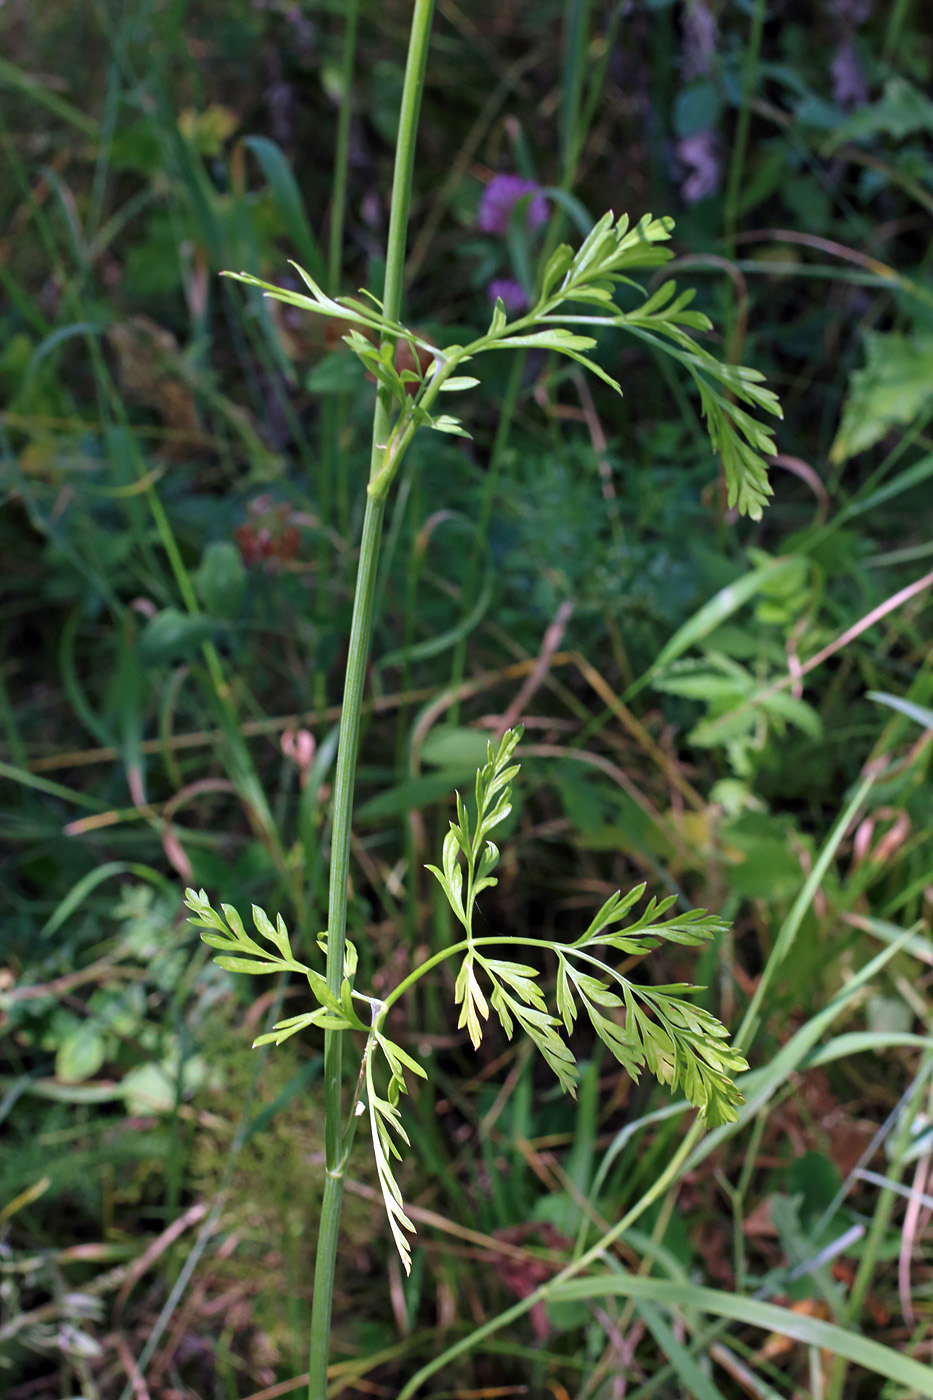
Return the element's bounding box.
[195,542,246,620]
[138,608,222,664]
[439,376,480,392]
[360,771,477,820]
[420,725,491,771]
[831,330,933,463]
[56,1021,107,1083]
[825,76,933,148]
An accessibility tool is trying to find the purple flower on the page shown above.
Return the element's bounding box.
[677,132,721,204]
[831,38,868,108]
[477,175,548,234]
[488,279,530,314]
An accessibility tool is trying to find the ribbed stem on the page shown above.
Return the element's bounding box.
[306,495,384,1400]
[306,3,436,1395]
[321,495,386,1158]
[368,0,435,487]
[306,1169,345,1393]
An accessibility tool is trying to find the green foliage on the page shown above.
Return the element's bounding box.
[826,77,933,148]
[655,651,822,778]
[831,327,933,463]
[187,883,430,1272]
[5,0,933,1391]
[428,729,748,1130]
[364,1029,427,1274]
[187,730,746,1273]
[184,887,310,976]
[184,889,366,1040]
[187,1031,376,1367]
[226,209,781,516]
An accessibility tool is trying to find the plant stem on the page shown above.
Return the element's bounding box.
[306,3,436,1395]
[306,492,384,1400]
[307,1168,345,1389]
[722,0,766,259]
[369,0,436,489]
[328,0,360,293]
[560,0,592,186]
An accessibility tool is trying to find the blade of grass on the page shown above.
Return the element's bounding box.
[551,1276,933,1393]
[869,691,933,730]
[0,54,98,136]
[636,1299,730,1400]
[39,861,174,940]
[244,135,327,286]
[737,769,876,1048]
[723,0,767,258]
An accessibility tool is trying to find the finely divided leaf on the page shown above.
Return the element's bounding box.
[252,904,292,961]
[367,1034,429,1274]
[455,956,489,1049]
[184,888,309,976]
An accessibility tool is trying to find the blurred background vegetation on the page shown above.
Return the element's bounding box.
[2,0,933,1396]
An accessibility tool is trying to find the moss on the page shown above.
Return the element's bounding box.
[189,1020,381,1359]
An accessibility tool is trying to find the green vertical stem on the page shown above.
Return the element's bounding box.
[309,490,384,1400]
[369,0,435,468]
[306,1169,347,1395]
[328,0,360,291]
[560,0,592,184]
[307,3,436,1395]
[722,0,766,259]
[882,0,913,63]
